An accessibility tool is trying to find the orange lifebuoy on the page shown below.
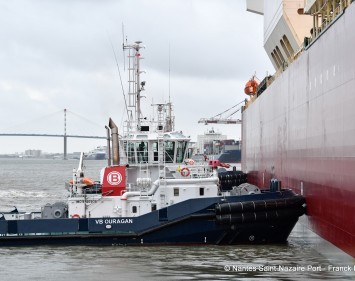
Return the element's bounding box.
[180,167,190,177]
[187,159,195,165]
[72,214,80,219]
[184,158,195,165]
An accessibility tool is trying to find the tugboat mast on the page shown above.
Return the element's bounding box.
[123,41,145,131]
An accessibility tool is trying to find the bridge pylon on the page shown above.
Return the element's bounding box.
[64,109,67,160]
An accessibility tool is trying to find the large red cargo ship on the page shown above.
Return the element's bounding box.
[242,0,355,257]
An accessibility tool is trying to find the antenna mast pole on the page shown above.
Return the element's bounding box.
[123,41,144,130]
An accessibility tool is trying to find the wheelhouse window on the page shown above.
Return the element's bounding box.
[271,52,280,69]
[275,46,285,63]
[152,142,159,162]
[280,39,291,59]
[282,35,294,56]
[176,141,187,163]
[164,141,175,163]
[136,141,148,163]
[124,141,136,164]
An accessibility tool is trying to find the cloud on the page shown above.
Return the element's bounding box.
[0,0,273,154]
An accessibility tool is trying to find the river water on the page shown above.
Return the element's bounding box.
[0,159,353,280]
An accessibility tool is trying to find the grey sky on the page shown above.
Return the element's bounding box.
[0,0,273,154]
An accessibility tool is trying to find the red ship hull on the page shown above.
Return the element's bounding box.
[242,3,355,257]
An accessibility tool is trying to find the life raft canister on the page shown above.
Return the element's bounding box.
[82,177,95,186]
[69,177,95,186]
[180,167,190,177]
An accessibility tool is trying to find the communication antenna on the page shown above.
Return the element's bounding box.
[168,43,171,103]
[122,23,126,71]
[107,31,129,120]
[166,43,173,131]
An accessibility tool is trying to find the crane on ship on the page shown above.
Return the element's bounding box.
[198,99,246,125]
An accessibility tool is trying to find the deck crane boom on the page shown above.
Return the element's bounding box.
[198,99,246,125]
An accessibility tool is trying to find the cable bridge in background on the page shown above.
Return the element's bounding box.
[0,109,108,159]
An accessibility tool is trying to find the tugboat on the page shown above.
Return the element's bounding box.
[0,41,305,246]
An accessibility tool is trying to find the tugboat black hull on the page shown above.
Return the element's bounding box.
[0,190,305,246]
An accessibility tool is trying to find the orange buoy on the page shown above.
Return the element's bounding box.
[244,79,259,95]
[72,214,80,218]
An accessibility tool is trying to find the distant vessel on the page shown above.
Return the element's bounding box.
[0,40,305,246]
[243,0,355,257]
[194,129,241,163]
[217,144,241,164]
[85,146,106,160]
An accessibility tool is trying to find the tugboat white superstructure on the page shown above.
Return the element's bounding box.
[0,41,305,246]
[68,41,219,220]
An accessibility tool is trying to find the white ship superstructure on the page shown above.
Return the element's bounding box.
[247,0,312,70]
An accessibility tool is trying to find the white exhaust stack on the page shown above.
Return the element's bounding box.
[109,118,119,165]
[105,125,112,166]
